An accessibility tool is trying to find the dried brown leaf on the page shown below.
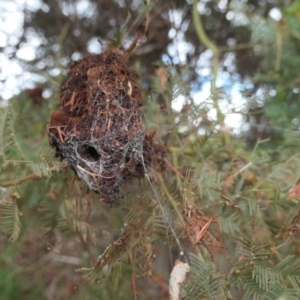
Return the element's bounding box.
[288,179,300,200]
[223,174,235,194]
[155,66,167,91]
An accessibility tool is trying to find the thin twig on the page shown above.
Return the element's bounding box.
[192,0,229,143]
[76,165,117,179]
[275,21,282,72]
[218,42,257,52]
[159,175,185,227]
[0,162,67,187]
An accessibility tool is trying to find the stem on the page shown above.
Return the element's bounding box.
[193,0,229,142]
[218,42,256,52]
[275,21,282,72]
[159,175,185,227]
[192,0,219,96]
[192,0,218,56]
[0,162,67,187]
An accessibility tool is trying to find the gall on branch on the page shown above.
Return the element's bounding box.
[47,48,157,202]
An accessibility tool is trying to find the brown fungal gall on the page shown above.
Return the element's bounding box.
[47,48,153,202]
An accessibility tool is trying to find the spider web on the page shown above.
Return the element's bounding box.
[48,48,151,202]
[47,47,186,261]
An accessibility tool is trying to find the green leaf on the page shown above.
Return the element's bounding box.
[0,193,21,242]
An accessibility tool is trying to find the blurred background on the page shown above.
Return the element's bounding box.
[1,0,300,299]
[2,0,297,138]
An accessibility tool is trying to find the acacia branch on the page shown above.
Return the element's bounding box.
[192,0,220,96]
[193,0,231,143]
[0,162,68,187]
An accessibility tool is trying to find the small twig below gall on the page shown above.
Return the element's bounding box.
[47,125,67,142]
[76,165,117,179]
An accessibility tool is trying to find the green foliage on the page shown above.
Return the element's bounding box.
[0,106,14,160]
[1,57,300,299]
[184,253,227,300]
[0,191,21,242]
[2,1,300,299]
[109,1,153,49]
[0,269,44,300]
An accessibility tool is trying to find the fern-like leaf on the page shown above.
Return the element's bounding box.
[0,192,21,242]
[184,253,226,300]
[0,106,14,160]
[219,212,239,234]
[263,283,299,300]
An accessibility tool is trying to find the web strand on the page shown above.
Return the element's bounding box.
[137,149,188,263]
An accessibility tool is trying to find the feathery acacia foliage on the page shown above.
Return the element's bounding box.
[1,1,300,299]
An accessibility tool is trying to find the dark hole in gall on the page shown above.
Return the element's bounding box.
[78,144,100,161]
